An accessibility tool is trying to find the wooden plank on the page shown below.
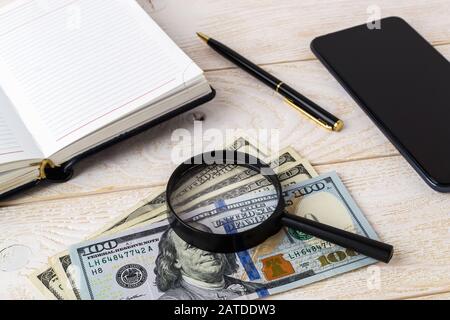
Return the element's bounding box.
[2,44,448,205]
[139,0,450,70]
[269,156,450,300]
[406,291,450,300]
[0,187,156,299]
[1,156,449,299]
[0,0,448,301]
[0,0,448,202]
[1,0,447,70]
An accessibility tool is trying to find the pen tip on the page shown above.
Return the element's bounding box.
[333,120,344,132]
[196,32,210,43]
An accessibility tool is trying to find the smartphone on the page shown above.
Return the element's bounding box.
[311,17,450,192]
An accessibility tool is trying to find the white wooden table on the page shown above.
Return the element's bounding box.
[0,0,449,300]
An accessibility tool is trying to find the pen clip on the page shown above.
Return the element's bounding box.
[283,98,334,131]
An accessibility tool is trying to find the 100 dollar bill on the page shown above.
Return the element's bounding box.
[87,148,310,235]
[176,158,317,213]
[69,172,378,300]
[43,136,268,299]
[29,266,66,300]
[88,137,268,237]
[172,147,303,208]
[96,157,317,234]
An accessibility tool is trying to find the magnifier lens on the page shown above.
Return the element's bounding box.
[166,151,394,262]
[168,163,279,236]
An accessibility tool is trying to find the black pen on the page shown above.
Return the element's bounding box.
[197,32,343,131]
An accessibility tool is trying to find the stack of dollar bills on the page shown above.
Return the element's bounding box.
[30,137,380,300]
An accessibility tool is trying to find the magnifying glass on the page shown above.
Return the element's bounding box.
[166,150,393,263]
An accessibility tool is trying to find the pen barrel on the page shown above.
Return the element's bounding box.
[279,83,340,128]
[207,37,342,131]
[208,38,280,88]
[281,213,394,263]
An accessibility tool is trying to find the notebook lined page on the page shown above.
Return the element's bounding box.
[0,0,202,156]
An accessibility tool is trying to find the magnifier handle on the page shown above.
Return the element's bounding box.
[281,213,394,263]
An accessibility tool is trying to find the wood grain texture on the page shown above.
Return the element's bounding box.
[0,187,159,299]
[2,0,448,70]
[2,44,448,204]
[408,291,450,300]
[138,0,450,70]
[0,0,449,300]
[1,156,449,300]
[268,156,450,300]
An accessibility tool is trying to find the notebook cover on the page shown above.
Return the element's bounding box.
[0,87,216,200]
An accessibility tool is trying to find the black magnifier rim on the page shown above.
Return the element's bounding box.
[166,150,285,253]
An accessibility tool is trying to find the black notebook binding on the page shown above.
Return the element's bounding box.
[0,87,216,200]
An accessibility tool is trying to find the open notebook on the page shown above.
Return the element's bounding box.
[0,0,213,196]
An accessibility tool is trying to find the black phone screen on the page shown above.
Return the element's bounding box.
[311,17,450,191]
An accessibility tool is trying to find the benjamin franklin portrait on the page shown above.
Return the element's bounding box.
[154,224,263,300]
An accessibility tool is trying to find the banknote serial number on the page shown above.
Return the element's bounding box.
[174,304,276,317]
[287,242,334,259]
[87,247,153,270]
